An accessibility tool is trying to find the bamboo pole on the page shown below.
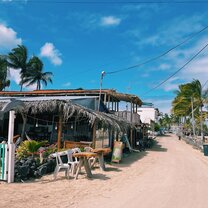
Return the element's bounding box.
[92,121,96,148]
[57,115,62,151]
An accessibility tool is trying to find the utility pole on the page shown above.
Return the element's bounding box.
[98,71,105,112]
[191,97,196,138]
[200,104,204,142]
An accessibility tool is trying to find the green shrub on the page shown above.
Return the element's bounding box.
[16,140,47,159]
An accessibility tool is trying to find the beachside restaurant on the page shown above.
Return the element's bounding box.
[0,97,139,180]
[0,97,136,148]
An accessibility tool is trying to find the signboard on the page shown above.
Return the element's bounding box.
[0,143,6,180]
[111,141,123,163]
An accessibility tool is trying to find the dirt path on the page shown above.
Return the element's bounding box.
[1,134,208,208]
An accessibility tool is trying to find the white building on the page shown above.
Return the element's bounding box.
[137,107,159,124]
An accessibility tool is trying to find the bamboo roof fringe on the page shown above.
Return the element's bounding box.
[0,89,142,106]
[0,99,134,131]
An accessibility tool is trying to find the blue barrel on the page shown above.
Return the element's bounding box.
[203,144,208,156]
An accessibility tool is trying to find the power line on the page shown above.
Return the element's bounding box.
[202,79,208,88]
[106,24,208,75]
[64,25,208,78]
[3,1,208,4]
[142,43,208,95]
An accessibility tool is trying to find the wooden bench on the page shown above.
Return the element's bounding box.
[64,141,92,149]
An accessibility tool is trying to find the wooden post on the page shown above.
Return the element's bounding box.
[112,99,114,111]
[92,121,96,148]
[130,128,133,147]
[108,95,110,109]
[117,102,119,112]
[8,111,15,183]
[57,115,62,151]
[114,101,117,112]
[20,112,27,140]
[104,93,107,105]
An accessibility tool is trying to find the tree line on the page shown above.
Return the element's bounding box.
[159,79,208,137]
[0,45,53,91]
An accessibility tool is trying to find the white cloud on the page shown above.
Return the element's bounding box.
[40,42,62,66]
[145,98,172,114]
[158,37,208,92]
[63,82,71,87]
[25,83,37,91]
[8,68,38,90]
[0,23,22,51]
[132,14,206,47]
[159,63,171,71]
[100,16,121,26]
[163,83,179,92]
[7,68,21,85]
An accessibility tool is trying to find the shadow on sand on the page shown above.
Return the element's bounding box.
[108,151,148,168]
[108,138,167,168]
[147,139,168,152]
[21,139,167,184]
[88,173,111,181]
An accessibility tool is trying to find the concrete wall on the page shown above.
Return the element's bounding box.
[137,107,158,124]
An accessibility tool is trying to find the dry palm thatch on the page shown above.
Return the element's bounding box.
[0,99,134,131]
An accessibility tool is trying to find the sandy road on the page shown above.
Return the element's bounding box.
[1,134,208,208]
[80,134,208,208]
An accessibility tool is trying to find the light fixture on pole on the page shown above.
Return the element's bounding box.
[98,71,106,111]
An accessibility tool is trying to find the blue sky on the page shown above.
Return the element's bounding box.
[0,1,208,113]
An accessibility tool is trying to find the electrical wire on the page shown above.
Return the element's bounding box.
[3,1,208,4]
[24,113,90,125]
[66,25,208,77]
[143,45,208,96]
[106,24,208,75]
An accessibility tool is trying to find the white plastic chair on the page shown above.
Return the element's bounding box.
[51,150,72,179]
[68,148,81,176]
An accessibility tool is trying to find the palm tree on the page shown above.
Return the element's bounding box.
[172,79,208,138]
[159,113,171,129]
[172,84,192,118]
[23,56,53,90]
[7,45,29,91]
[0,56,10,91]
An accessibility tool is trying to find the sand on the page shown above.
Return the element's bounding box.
[1,134,208,208]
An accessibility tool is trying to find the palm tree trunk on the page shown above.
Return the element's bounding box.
[191,97,196,138]
[37,80,40,90]
[200,105,204,142]
[20,77,23,92]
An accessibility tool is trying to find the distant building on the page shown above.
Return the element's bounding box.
[137,107,159,125]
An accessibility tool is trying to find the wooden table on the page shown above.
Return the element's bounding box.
[91,148,111,171]
[73,152,97,179]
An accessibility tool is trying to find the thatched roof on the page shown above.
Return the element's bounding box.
[0,89,142,106]
[0,98,134,131]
